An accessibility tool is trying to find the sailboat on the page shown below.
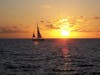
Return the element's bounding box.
[32,24,44,41]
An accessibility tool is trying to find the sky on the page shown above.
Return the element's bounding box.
[0,0,100,38]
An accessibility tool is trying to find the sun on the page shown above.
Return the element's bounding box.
[61,30,70,36]
[53,18,71,38]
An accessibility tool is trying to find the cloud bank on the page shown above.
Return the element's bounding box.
[42,16,100,32]
[0,25,29,33]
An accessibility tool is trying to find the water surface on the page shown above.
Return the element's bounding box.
[0,39,100,75]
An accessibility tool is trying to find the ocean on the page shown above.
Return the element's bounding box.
[0,39,100,75]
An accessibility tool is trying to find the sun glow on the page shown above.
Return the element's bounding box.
[61,30,70,36]
[52,18,72,38]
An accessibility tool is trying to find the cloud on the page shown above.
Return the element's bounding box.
[67,16,100,32]
[0,25,29,33]
[40,20,45,23]
[46,24,60,29]
[92,16,100,20]
[39,16,100,32]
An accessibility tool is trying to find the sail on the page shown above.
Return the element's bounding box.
[32,33,35,37]
[37,24,42,38]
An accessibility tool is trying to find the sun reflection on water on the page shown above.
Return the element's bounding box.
[61,47,69,57]
[53,39,70,57]
[33,41,39,45]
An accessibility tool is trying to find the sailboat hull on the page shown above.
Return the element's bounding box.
[32,38,45,41]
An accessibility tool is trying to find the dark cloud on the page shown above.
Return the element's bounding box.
[92,16,100,20]
[40,20,45,23]
[40,18,100,32]
[0,25,28,33]
[46,24,60,29]
[79,16,84,19]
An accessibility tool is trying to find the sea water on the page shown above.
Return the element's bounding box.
[0,39,100,75]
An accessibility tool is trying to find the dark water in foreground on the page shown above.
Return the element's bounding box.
[0,39,100,75]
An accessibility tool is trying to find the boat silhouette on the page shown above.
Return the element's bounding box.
[32,24,44,41]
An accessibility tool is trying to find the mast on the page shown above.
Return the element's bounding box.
[37,24,42,38]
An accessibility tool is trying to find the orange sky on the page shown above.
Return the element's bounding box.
[0,0,100,38]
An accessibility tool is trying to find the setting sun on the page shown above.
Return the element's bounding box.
[61,30,70,36]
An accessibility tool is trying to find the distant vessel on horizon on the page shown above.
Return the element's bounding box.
[32,24,44,41]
